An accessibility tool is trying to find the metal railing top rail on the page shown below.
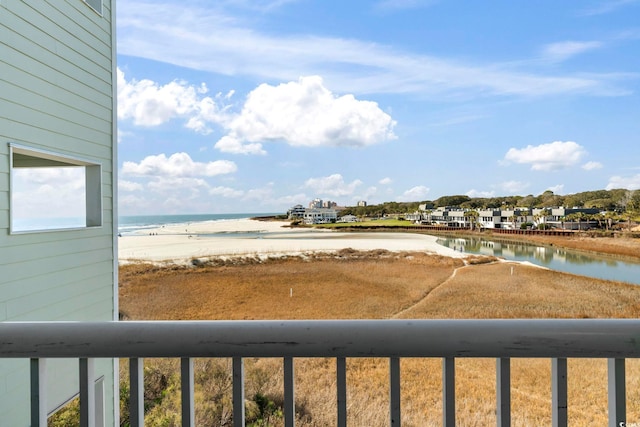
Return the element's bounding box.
[2,319,640,359]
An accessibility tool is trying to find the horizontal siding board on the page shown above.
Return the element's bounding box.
[0,59,111,125]
[66,296,114,321]
[0,210,7,233]
[0,360,25,383]
[0,117,112,161]
[0,96,110,149]
[1,2,112,88]
[4,365,29,423]
[0,259,113,305]
[0,234,112,265]
[0,225,111,248]
[0,207,7,229]
[0,72,112,136]
[61,0,113,46]
[0,222,113,246]
[55,284,114,321]
[0,192,8,210]
[0,28,112,106]
[13,287,114,322]
[0,173,7,192]
[48,0,113,60]
[7,271,113,319]
[0,153,8,173]
[0,246,112,284]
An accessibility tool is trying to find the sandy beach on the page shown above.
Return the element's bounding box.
[118,218,466,263]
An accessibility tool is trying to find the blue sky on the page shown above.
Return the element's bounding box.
[115,0,640,215]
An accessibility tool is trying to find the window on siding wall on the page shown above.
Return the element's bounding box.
[83,0,103,15]
[9,144,102,233]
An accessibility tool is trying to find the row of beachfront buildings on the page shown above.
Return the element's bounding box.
[406,206,602,230]
[288,203,604,229]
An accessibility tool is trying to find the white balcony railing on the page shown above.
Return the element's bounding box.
[2,319,640,427]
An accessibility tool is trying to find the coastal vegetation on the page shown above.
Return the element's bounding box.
[115,249,640,426]
[337,188,640,223]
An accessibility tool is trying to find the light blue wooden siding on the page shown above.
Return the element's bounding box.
[0,0,116,424]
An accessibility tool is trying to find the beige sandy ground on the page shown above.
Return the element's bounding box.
[118,219,467,264]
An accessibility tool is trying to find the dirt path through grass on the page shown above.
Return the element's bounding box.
[390,258,475,318]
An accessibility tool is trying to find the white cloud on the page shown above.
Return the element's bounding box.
[499,180,529,194]
[117,68,232,132]
[304,173,363,197]
[214,135,267,155]
[215,76,397,155]
[12,168,85,220]
[243,184,276,202]
[504,141,587,171]
[276,193,309,206]
[541,41,603,63]
[579,0,639,16]
[121,152,237,178]
[379,177,393,185]
[209,186,244,198]
[582,161,603,170]
[118,1,632,98]
[359,186,380,201]
[119,180,144,192]
[396,185,430,202]
[146,177,210,196]
[606,174,640,190]
[466,189,495,198]
[546,184,565,194]
[119,194,148,212]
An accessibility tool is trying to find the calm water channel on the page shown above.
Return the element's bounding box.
[436,236,640,285]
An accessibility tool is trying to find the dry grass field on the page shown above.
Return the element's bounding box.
[119,249,640,426]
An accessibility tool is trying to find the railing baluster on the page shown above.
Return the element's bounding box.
[181,358,195,427]
[233,357,245,427]
[443,357,455,427]
[552,358,567,427]
[284,357,295,427]
[496,358,510,427]
[390,357,401,426]
[337,357,347,427]
[79,358,96,427]
[30,358,47,427]
[608,358,626,427]
[129,358,144,427]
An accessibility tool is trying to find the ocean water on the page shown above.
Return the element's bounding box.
[118,213,279,235]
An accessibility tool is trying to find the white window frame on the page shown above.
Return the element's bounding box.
[9,143,102,234]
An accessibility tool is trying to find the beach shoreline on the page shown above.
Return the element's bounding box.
[118,218,467,264]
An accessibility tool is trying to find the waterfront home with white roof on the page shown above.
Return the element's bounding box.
[303,208,338,224]
[0,1,117,424]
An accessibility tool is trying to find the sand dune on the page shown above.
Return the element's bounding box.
[118,219,466,263]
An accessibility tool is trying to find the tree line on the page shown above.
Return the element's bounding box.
[339,189,640,218]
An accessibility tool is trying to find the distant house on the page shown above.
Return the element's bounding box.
[303,208,338,224]
[287,204,306,219]
[0,1,117,425]
[427,207,470,227]
[405,211,423,223]
[339,214,359,223]
[545,207,601,230]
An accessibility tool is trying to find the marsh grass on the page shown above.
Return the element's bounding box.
[119,251,640,426]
